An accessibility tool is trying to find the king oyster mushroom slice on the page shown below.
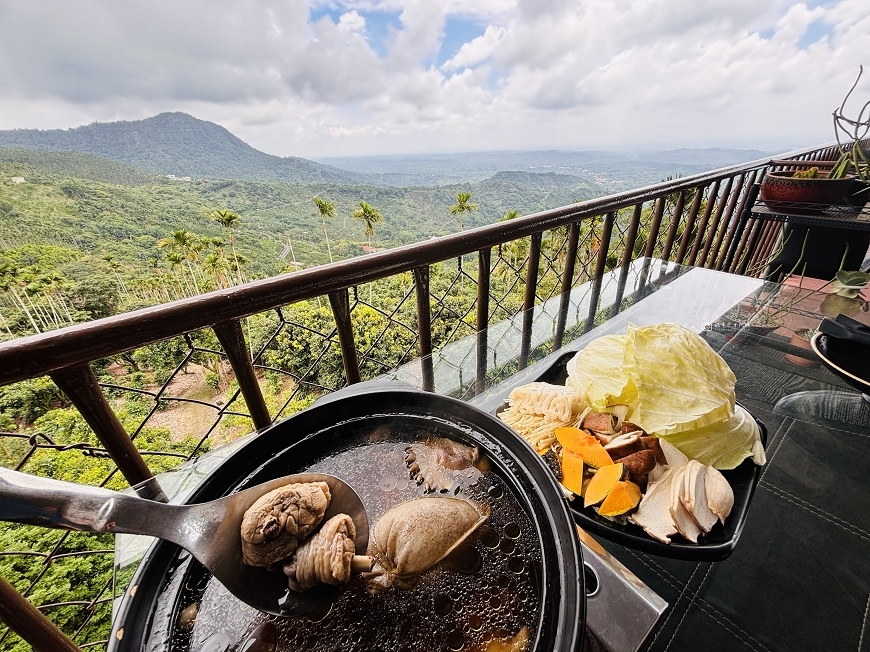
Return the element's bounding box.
[668,466,701,543]
[240,481,331,567]
[705,465,735,525]
[368,497,489,589]
[680,460,718,534]
[631,468,679,544]
[285,513,358,591]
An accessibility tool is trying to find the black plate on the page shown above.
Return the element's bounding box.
[811,332,870,394]
[501,352,767,562]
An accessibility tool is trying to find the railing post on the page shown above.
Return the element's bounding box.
[697,176,734,267]
[584,212,615,333]
[0,574,81,652]
[715,171,760,270]
[518,233,542,371]
[553,222,581,352]
[49,364,167,502]
[610,204,642,319]
[412,266,434,392]
[687,181,718,266]
[642,197,666,259]
[475,248,492,395]
[213,319,271,430]
[660,190,687,262]
[327,290,361,385]
[675,185,706,264]
[722,183,762,272]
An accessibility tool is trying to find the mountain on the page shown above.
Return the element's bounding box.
[0,112,368,184]
[318,148,775,191]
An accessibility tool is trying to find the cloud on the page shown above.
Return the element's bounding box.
[0,0,868,158]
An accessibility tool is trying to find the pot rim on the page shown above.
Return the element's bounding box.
[109,384,586,652]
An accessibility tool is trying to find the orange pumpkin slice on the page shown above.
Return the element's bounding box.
[560,448,585,496]
[556,427,613,469]
[598,480,642,517]
[584,463,625,508]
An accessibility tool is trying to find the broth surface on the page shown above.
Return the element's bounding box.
[180,418,543,651]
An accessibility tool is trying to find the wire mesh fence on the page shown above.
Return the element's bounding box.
[0,154,812,649]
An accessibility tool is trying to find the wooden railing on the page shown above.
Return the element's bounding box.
[0,141,856,650]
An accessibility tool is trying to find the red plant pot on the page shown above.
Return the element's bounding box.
[760,170,855,210]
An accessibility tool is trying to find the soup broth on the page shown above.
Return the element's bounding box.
[177,417,543,652]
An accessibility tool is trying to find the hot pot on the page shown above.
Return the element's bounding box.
[109,383,586,651]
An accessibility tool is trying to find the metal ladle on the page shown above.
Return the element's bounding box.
[0,468,370,617]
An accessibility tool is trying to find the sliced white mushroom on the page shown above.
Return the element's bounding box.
[669,466,701,543]
[705,466,735,525]
[680,461,718,533]
[658,439,689,468]
[631,467,678,544]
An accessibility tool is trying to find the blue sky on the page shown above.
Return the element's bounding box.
[0,0,867,157]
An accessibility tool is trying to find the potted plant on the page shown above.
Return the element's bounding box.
[785,327,820,368]
[761,66,869,208]
[820,270,870,318]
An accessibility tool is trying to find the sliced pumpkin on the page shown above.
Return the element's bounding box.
[598,480,642,517]
[560,448,585,496]
[555,427,613,469]
[583,463,625,508]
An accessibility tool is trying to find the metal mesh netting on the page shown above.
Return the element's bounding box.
[0,170,762,650]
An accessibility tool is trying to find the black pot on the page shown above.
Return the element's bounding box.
[109,384,585,651]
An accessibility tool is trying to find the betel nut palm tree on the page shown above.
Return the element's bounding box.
[313,197,336,263]
[450,191,478,229]
[210,208,243,284]
[352,201,383,248]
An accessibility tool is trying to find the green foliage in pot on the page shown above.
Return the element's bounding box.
[820,270,870,317]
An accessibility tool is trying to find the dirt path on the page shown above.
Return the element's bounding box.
[146,364,225,442]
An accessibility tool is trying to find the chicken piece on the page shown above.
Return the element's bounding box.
[367,497,488,590]
[240,481,331,567]
[285,513,356,591]
[405,438,480,492]
[631,468,679,544]
[705,465,734,525]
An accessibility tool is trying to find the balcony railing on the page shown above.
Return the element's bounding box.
[0,140,860,650]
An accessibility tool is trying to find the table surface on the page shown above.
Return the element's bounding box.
[116,259,870,652]
[442,259,870,652]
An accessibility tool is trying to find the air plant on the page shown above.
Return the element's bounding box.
[830,66,870,182]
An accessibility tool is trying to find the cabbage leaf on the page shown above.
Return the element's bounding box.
[626,323,736,436]
[660,405,766,469]
[566,333,637,410]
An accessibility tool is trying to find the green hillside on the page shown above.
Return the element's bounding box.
[0,152,601,339]
[0,147,161,186]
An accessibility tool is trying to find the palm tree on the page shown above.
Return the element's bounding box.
[352,201,383,248]
[158,229,200,294]
[210,209,243,284]
[450,191,478,229]
[313,197,336,263]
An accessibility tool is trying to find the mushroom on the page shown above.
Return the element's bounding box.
[240,481,331,567]
[285,513,372,591]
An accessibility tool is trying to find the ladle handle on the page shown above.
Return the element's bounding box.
[0,468,183,540]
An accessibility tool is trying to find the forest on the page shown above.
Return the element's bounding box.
[0,146,616,650]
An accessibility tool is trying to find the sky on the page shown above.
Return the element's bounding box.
[0,0,868,159]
